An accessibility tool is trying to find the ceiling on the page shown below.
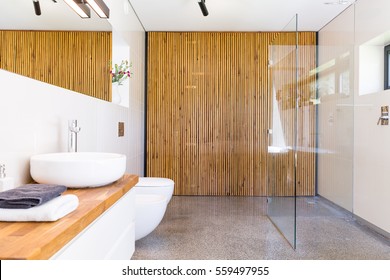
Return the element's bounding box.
[129,0,355,32]
[0,0,354,32]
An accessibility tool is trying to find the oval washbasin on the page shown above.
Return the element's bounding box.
[30,152,126,188]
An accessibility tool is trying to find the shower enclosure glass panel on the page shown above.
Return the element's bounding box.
[316,6,355,213]
[267,15,298,249]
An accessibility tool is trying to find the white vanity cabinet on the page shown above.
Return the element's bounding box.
[51,188,135,260]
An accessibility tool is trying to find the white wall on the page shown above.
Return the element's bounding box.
[353,0,390,234]
[0,0,145,188]
[318,0,390,234]
[107,0,146,176]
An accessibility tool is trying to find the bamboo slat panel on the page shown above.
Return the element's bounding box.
[268,32,317,196]
[147,32,316,196]
[0,30,112,101]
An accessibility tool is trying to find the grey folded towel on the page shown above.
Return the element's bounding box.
[0,184,67,209]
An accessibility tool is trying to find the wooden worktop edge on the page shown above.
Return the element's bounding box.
[0,174,138,260]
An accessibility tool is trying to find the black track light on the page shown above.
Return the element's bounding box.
[33,0,41,16]
[197,0,208,17]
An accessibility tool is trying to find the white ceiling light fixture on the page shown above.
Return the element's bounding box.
[64,0,91,18]
[197,0,208,16]
[85,0,110,18]
[64,0,110,19]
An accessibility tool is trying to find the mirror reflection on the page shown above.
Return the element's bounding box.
[0,0,111,31]
[0,0,113,102]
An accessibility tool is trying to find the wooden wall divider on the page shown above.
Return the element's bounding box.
[0,30,112,101]
[147,32,317,196]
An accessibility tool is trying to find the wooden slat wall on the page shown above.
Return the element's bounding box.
[0,30,112,101]
[296,35,317,196]
[268,33,317,196]
[147,32,316,196]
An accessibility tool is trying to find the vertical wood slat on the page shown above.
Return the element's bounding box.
[147,32,316,196]
[265,32,317,197]
[0,30,112,102]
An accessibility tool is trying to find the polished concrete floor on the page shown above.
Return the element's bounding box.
[132,196,390,260]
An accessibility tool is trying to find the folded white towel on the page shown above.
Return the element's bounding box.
[0,194,79,222]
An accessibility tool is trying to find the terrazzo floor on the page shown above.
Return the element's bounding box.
[132,196,390,260]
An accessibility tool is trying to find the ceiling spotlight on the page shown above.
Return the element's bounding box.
[32,0,41,16]
[197,0,209,17]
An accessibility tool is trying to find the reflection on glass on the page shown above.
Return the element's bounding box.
[267,14,298,249]
[270,80,287,150]
[318,73,336,96]
[340,71,350,95]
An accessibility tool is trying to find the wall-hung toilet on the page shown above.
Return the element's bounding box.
[134,177,174,241]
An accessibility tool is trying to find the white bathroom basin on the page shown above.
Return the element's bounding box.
[30,152,126,188]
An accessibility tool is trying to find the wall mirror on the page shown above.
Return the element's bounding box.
[0,0,111,31]
[0,0,114,102]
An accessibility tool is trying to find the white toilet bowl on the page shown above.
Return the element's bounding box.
[134,177,174,203]
[134,177,175,240]
[135,194,167,240]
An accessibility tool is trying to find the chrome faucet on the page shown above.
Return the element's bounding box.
[68,120,81,152]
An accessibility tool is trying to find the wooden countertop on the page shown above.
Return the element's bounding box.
[0,174,138,260]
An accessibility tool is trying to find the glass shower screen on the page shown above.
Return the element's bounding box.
[267,15,298,249]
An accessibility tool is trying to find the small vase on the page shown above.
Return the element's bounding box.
[112,83,122,104]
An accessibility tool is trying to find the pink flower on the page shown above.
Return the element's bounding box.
[110,60,133,84]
